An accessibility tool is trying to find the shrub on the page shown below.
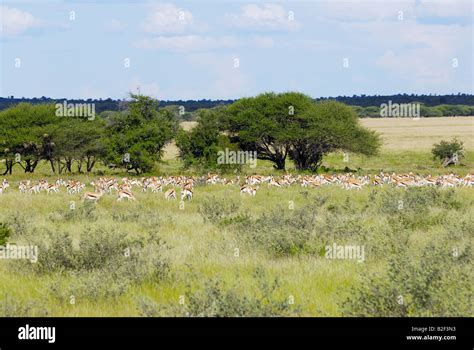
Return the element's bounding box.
[442,212,474,240]
[136,296,161,317]
[380,187,440,214]
[34,231,76,273]
[140,268,300,317]
[5,211,32,236]
[431,138,465,165]
[234,204,319,257]
[198,196,241,225]
[63,201,98,221]
[0,294,48,317]
[0,223,11,246]
[379,187,462,229]
[10,228,170,301]
[341,240,473,316]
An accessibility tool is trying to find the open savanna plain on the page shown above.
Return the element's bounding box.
[0,117,473,317]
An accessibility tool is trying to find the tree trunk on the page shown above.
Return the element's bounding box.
[2,160,13,175]
[86,157,96,172]
[66,159,72,172]
[272,157,285,170]
[49,159,56,174]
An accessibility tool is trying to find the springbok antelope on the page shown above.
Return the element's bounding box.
[240,185,258,196]
[27,184,41,194]
[0,179,9,194]
[165,189,176,200]
[117,190,136,201]
[343,178,363,190]
[181,188,193,201]
[82,191,103,202]
[67,181,85,194]
[46,183,60,194]
[268,178,282,188]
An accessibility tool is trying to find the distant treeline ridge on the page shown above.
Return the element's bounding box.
[0,93,473,115]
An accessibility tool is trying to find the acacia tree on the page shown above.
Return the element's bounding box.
[224,92,314,170]
[0,103,107,175]
[0,103,58,174]
[50,118,106,173]
[290,101,380,171]
[223,93,380,172]
[105,94,178,174]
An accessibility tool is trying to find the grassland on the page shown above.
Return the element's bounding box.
[1,184,472,316]
[163,117,474,175]
[0,117,472,317]
[359,117,474,151]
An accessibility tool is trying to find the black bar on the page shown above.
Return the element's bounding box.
[0,317,472,348]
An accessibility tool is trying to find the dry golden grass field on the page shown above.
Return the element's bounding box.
[164,117,474,161]
[360,117,474,151]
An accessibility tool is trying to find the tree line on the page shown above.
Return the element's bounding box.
[1,93,472,114]
[354,104,474,118]
[0,91,380,175]
[0,94,177,175]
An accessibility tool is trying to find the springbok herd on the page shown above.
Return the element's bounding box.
[0,173,473,202]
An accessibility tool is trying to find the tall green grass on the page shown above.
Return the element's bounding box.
[0,183,472,316]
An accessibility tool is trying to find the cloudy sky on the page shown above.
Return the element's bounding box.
[0,0,472,100]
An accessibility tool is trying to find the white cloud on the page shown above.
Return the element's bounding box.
[227,4,300,31]
[344,19,472,87]
[140,3,198,35]
[0,6,42,37]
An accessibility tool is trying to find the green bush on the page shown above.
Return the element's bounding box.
[0,223,11,246]
[10,228,170,301]
[63,201,98,222]
[431,138,465,164]
[198,196,241,225]
[140,268,300,317]
[341,240,473,316]
[378,187,462,229]
[5,212,32,236]
[234,204,319,257]
[0,294,48,317]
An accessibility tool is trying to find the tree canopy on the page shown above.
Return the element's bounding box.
[105,94,178,174]
[221,92,380,171]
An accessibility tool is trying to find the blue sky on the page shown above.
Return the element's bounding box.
[1,0,472,100]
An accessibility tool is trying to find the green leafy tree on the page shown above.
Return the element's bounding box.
[224,92,315,170]
[0,103,58,174]
[50,118,106,173]
[290,101,380,171]
[0,223,11,246]
[224,93,380,171]
[176,109,238,171]
[105,94,177,174]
